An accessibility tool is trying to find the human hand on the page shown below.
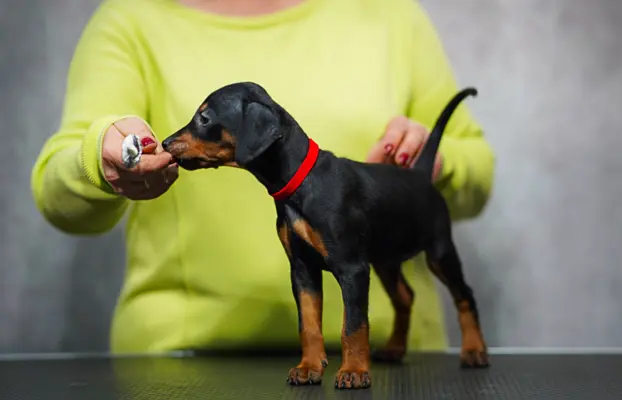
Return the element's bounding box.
[365,116,443,181]
[101,117,178,200]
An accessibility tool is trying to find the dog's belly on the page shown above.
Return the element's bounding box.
[368,234,425,266]
[363,190,434,265]
[366,213,429,265]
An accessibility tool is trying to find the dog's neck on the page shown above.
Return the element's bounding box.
[244,128,312,198]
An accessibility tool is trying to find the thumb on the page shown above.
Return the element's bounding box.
[138,136,159,155]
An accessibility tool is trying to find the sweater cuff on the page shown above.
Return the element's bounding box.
[79,115,136,194]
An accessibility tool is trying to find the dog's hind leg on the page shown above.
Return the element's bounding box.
[371,263,414,363]
[425,233,489,368]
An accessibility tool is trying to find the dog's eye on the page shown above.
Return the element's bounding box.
[198,112,210,125]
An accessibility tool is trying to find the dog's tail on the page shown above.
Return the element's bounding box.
[412,87,478,179]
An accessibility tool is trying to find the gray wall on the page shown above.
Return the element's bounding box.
[1,0,124,353]
[1,0,621,353]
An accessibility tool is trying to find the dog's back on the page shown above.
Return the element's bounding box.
[336,158,447,264]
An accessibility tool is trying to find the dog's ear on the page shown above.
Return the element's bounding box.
[235,101,283,166]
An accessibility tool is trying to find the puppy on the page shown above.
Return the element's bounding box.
[163,82,489,390]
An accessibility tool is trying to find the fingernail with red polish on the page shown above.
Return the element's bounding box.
[384,144,394,154]
[399,153,409,165]
[141,137,155,147]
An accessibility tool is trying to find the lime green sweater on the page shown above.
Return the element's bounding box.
[31,0,495,353]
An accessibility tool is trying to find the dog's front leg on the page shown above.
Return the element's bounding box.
[287,257,326,385]
[279,222,327,385]
[333,262,372,389]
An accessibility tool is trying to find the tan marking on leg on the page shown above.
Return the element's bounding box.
[277,223,292,259]
[335,320,371,389]
[288,291,327,385]
[291,219,328,258]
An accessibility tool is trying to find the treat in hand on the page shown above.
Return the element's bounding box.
[101,117,178,201]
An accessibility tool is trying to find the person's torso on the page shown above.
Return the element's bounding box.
[108,0,447,353]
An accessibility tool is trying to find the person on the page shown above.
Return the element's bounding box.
[31,0,495,355]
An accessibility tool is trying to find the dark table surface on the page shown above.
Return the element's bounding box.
[1,352,621,400]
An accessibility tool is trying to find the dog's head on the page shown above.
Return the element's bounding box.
[162,82,284,171]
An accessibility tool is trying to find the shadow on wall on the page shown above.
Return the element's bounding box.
[4,224,126,353]
[0,0,123,353]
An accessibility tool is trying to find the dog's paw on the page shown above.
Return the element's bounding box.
[286,362,325,385]
[371,347,405,364]
[460,349,490,368]
[334,368,371,389]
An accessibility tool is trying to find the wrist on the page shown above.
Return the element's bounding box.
[81,115,138,194]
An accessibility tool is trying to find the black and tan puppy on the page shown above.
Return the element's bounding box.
[162,82,489,390]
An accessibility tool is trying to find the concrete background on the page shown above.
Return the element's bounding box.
[1,0,621,353]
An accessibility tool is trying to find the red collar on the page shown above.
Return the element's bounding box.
[270,138,320,201]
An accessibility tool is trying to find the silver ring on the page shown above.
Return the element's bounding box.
[121,134,143,169]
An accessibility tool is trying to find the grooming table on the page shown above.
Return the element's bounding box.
[1,352,621,399]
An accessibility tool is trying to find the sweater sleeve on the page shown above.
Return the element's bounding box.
[31,1,147,235]
[406,2,496,221]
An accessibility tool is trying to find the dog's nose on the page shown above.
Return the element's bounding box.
[162,136,175,150]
